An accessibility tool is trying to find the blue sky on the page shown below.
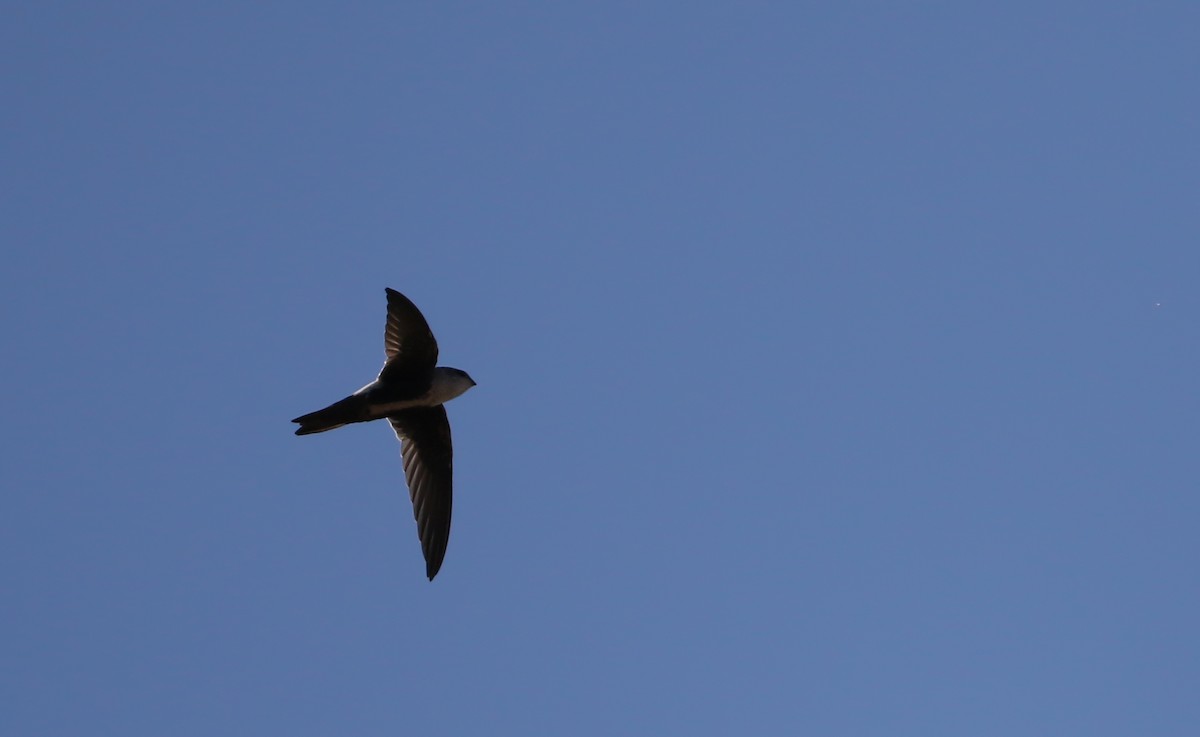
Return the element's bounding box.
[3,3,1197,735]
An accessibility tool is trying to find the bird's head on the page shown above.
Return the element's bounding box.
[435,366,477,401]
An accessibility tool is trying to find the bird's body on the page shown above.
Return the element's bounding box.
[293,368,476,434]
[292,288,475,580]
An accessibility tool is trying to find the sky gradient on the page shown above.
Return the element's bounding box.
[3,4,1198,735]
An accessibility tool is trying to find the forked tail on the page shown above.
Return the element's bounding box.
[292,395,370,435]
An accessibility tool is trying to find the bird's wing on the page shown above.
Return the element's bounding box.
[381,288,439,385]
[388,406,454,580]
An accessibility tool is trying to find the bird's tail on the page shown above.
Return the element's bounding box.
[292,395,370,435]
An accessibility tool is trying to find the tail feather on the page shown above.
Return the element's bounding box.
[292,395,370,435]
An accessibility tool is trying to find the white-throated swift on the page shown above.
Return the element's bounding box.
[292,288,476,580]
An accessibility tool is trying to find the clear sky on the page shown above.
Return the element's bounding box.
[3,3,1197,735]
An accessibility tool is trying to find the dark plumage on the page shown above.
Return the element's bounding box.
[292,288,476,580]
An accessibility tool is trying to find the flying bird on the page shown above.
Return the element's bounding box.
[292,288,476,580]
